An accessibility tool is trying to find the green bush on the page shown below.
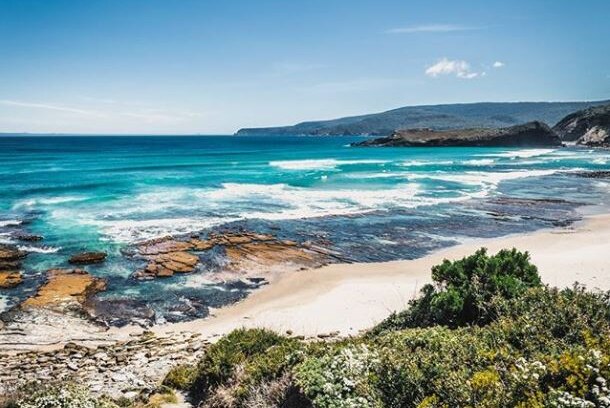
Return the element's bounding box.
[162,363,198,390]
[372,248,541,333]
[189,328,303,406]
[173,249,610,408]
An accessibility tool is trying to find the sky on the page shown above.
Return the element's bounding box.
[1,0,609,134]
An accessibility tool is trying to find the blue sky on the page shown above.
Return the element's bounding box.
[1,0,609,134]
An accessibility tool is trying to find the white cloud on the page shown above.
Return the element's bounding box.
[493,61,505,68]
[425,58,481,79]
[0,99,104,116]
[0,99,207,126]
[387,24,480,34]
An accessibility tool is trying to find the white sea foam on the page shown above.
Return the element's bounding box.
[49,164,574,244]
[410,169,560,189]
[401,160,454,167]
[12,196,86,210]
[269,159,387,170]
[81,217,233,243]
[481,149,557,159]
[17,245,61,254]
[63,181,482,243]
[0,295,9,314]
[0,220,21,227]
[593,158,608,165]
[464,159,496,166]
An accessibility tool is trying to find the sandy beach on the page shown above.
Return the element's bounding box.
[145,212,610,339]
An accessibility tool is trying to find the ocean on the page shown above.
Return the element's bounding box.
[1,135,609,324]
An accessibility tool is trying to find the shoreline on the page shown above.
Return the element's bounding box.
[138,211,610,339]
[3,211,609,353]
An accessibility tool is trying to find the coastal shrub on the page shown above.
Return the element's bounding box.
[293,344,381,408]
[189,328,303,406]
[10,383,118,408]
[491,285,610,353]
[172,250,610,408]
[162,363,197,390]
[372,248,541,333]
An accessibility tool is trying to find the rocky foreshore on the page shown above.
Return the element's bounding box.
[131,231,333,280]
[0,330,209,400]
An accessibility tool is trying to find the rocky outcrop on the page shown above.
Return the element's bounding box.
[0,271,22,288]
[353,121,562,147]
[132,232,330,280]
[0,331,210,400]
[69,251,107,265]
[13,232,43,242]
[553,103,610,146]
[0,244,26,270]
[21,268,106,312]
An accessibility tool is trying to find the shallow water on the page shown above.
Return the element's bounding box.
[1,136,609,323]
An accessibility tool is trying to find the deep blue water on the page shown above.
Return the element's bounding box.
[1,136,609,324]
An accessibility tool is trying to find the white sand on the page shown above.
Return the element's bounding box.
[147,213,610,339]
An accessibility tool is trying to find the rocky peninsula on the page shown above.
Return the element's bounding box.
[352,121,562,147]
[553,103,610,147]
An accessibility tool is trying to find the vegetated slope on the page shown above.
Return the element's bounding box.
[352,121,561,147]
[236,100,610,136]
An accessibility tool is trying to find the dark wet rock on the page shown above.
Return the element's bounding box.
[163,298,209,323]
[88,298,156,327]
[575,171,610,179]
[353,121,562,147]
[553,103,610,145]
[0,271,22,288]
[69,251,108,265]
[13,233,43,242]
[0,244,27,269]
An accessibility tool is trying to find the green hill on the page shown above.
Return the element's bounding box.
[236,100,610,136]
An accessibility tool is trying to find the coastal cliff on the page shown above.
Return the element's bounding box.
[553,103,610,147]
[352,121,562,147]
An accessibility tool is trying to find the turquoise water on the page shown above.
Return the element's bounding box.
[1,136,609,323]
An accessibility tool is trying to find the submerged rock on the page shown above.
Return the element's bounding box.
[88,297,156,327]
[69,251,108,265]
[0,271,22,289]
[13,233,43,242]
[352,121,562,147]
[553,103,610,146]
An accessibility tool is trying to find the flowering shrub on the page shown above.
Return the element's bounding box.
[15,384,117,408]
[294,344,380,408]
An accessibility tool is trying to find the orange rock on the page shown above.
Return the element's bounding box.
[0,271,22,288]
[22,268,106,311]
